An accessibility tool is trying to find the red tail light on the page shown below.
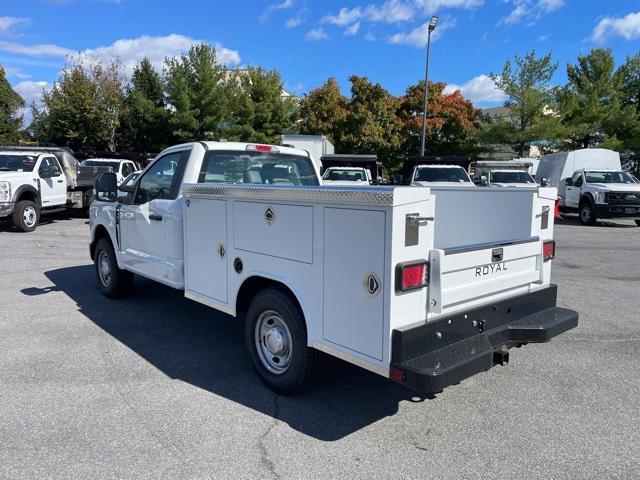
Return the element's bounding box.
[396,260,429,292]
[246,144,278,152]
[543,240,555,261]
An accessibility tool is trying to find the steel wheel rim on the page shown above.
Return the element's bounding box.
[23,206,36,228]
[581,206,590,223]
[254,310,293,375]
[98,250,112,287]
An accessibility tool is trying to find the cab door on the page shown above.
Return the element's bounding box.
[38,156,67,207]
[119,149,190,285]
[565,172,583,208]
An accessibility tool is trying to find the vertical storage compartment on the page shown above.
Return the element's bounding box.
[184,198,228,303]
[323,208,386,360]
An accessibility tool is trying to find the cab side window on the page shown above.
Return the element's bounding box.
[122,162,134,176]
[39,157,62,176]
[134,151,188,204]
[572,172,583,187]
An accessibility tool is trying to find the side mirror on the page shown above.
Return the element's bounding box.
[95,172,118,202]
[118,183,136,193]
[480,175,488,186]
[540,177,549,187]
[39,166,52,178]
[565,178,573,186]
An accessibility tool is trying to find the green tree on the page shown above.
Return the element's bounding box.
[33,59,124,151]
[490,50,561,156]
[299,77,349,147]
[558,48,640,151]
[0,66,25,144]
[397,80,480,156]
[341,75,403,166]
[224,67,296,143]
[164,43,228,141]
[121,58,172,152]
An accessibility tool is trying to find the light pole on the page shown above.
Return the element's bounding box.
[420,15,438,158]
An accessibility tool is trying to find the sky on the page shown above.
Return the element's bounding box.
[1,0,640,124]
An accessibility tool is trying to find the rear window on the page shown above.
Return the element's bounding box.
[198,151,319,186]
[323,168,366,181]
[83,160,120,170]
[490,171,535,183]
[0,154,37,172]
[414,167,470,183]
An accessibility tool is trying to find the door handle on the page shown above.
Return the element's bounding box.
[57,179,64,183]
[149,213,163,221]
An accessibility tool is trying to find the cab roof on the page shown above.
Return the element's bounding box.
[162,141,310,158]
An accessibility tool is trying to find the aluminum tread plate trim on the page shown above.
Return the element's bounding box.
[181,183,397,206]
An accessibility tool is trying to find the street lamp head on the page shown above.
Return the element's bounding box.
[428,16,438,31]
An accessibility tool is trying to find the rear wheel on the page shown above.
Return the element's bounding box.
[579,202,597,226]
[245,288,321,394]
[94,238,133,298]
[12,200,39,232]
[635,220,640,227]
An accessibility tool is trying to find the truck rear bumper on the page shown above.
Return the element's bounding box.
[390,285,578,394]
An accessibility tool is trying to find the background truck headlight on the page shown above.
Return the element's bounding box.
[0,182,11,202]
[594,192,607,204]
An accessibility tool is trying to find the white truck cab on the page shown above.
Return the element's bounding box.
[322,166,372,185]
[82,159,137,185]
[537,149,640,225]
[410,164,474,187]
[89,141,577,395]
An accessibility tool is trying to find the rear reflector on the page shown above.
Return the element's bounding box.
[389,367,405,383]
[543,240,555,261]
[246,144,279,153]
[396,260,429,292]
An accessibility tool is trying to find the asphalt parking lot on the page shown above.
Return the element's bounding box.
[1,213,639,479]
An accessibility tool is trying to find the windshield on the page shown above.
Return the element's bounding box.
[0,154,38,172]
[83,160,120,170]
[199,151,319,186]
[584,171,637,184]
[490,171,535,183]
[414,167,470,183]
[323,168,366,181]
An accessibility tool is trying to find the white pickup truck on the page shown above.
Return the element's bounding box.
[89,141,578,395]
[322,166,372,185]
[0,146,109,232]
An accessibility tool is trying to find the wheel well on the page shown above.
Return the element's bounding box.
[579,194,594,207]
[236,276,304,319]
[90,225,111,260]
[16,189,39,205]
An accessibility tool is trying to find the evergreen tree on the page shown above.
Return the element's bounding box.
[0,66,25,144]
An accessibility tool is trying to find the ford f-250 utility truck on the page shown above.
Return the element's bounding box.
[89,141,578,395]
[0,146,111,231]
[537,148,640,226]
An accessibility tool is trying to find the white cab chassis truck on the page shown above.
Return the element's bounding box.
[90,141,578,395]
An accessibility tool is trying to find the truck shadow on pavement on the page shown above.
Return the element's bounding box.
[555,216,638,228]
[35,265,428,441]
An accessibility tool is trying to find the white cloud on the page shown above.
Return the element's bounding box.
[444,74,506,104]
[71,35,241,75]
[3,65,30,79]
[322,7,363,27]
[344,22,361,36]
[389,18,456,47]
[13,80,51,126]
[286,15,304,28]
[260,0,295,23]
[305,27,329,41]
[591,11,640,43]
[0,16,30,37]
[0,40,74,57]
[415,0,484,13]
[499,0,564,25]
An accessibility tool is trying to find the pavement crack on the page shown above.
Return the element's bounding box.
[258,394,282,480]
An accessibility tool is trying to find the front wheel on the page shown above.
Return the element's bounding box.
[579,202,597,226]
[94,238,133,298]
[12,200,39,232]
[245,288,321,394]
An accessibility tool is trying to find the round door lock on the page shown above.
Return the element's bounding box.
[234,257,243,274]
[264,206,276,225]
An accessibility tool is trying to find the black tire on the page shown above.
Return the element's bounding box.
[635,220,640,227]
[12,200,39,232]
[579,202,597,226]
[94,238,133,299]
[245,288,321,395]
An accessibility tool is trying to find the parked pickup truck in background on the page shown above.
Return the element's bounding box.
[0,146,111,232]
[82,158,138,185]
[90,141,578,395]
[410,164,475,187]
[322,166,372,185]
[472,161,537,188]
[537,148,640,226]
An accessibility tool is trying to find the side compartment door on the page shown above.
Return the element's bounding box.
[119,150,189,282]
